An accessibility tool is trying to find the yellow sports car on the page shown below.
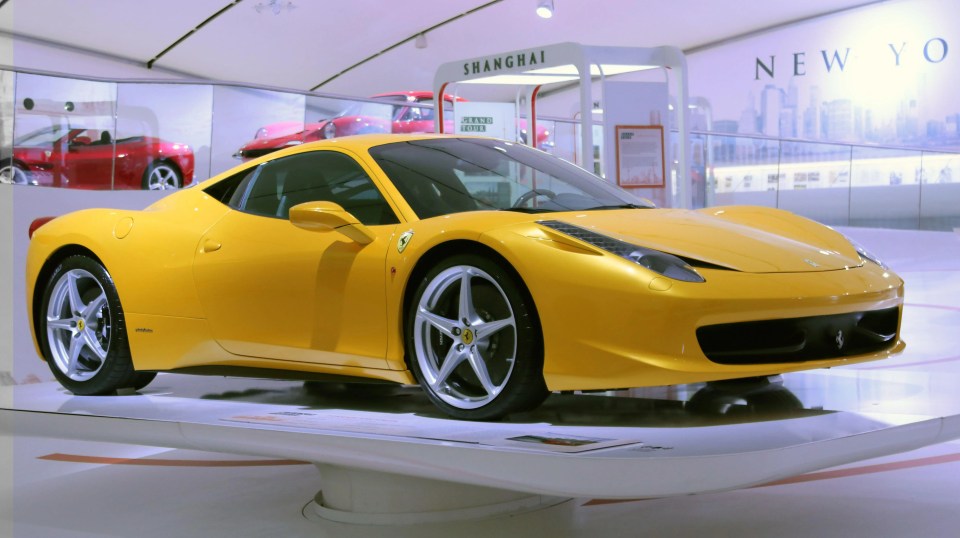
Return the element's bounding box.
[26,134,904,420]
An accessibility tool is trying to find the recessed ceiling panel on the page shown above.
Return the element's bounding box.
[155,0,486,90]
[0,0,230,66]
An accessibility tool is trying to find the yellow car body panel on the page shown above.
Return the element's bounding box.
[26,134,904,396]
[479,222,902,390]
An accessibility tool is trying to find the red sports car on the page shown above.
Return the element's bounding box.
[0,126,195,190]
[233,92,464,161]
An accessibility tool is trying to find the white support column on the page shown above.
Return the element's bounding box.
[0,185,11,386]
[0,184,12,538]
[578,60,593,171]
[674,65,691,208]
[306,464,566,525]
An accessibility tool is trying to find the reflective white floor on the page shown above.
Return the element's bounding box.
[2,226,960,537]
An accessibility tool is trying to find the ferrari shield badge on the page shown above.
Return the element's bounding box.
[397,230,414,253]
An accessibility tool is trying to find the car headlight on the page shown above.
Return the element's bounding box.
[846,236,886,269]
[322,122,337,139]
[538,220,705,283]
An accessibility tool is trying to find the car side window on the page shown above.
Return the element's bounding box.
[204,166,257,204]
[227,151,399,225]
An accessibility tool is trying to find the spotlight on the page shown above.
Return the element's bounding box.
[536,0,554,18]
[254,1,295,15]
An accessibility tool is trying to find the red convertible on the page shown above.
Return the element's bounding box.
[233,91,560,161]
[0,126,195,190]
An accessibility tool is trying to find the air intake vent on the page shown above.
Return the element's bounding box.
[696,307,899,365]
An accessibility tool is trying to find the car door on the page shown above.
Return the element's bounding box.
[392,105,434,134]
[193,149,400,369]
[61,129,114,189]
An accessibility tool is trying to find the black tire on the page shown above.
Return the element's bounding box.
[132,372,158,391]
[141,161,182,190]
[39,255,150,394]
[406,253,548,420]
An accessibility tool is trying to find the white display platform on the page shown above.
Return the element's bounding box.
[2,371,959,525]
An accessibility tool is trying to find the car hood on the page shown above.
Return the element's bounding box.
[528,207,862,273]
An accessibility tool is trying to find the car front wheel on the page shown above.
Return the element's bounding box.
[407,254,548,420]
[40,255,148,394]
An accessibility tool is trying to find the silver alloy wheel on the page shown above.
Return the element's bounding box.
[45,268,111,381]
[413,265,517,410]
[146,164,179,190]
[0,165,27,185]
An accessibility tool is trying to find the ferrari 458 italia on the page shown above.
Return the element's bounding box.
[26,134,904,420]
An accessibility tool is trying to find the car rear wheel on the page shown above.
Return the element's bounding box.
[407,254,548,420]
[40,255,149,394]
[142,162,181,190]
[0,163,28,185]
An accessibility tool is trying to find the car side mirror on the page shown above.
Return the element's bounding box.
[289,201,375,245]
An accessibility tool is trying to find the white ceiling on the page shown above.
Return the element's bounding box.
[0,0,886,97]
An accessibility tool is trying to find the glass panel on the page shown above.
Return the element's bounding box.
[547,119,578,165]
[115,83,212,189]
[210,87,305,176]
[689,133,707,209]
[11,73,116,189]
[238,151,398,225]
[533,119,557,153]
[574,122,605,177]
[0,71,15,185]
[919,151,960,230]
[304,95,393,141]
[849,147,920,229]
[709,136,779,209]
[778,141,851,226]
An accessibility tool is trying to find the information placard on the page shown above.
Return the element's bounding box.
[615,125,665,188]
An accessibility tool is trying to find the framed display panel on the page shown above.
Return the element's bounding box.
[304,95,393,141]
[209,86,305,176]
[615,125,665,188]
[9,73,117,189]
[116,84,213,187]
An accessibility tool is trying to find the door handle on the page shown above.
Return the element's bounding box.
[202,239,222,253]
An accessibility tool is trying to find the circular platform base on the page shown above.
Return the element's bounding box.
[302,464,568,525]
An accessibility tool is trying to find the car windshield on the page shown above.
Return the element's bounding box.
[15,125,70,146]
[368,137,653,219]
[339,101,397,120]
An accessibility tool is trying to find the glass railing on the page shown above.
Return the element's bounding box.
[695,131,960,230]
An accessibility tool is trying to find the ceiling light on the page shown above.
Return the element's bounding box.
[415,33,427,49]
[254,0,295,15]
[536,0,555,18]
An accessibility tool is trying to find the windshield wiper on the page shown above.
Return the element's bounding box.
[499,207,553,213]
[587,203,651,210]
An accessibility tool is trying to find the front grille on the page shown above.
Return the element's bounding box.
[697,306,899,365]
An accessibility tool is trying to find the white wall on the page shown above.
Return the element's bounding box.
[0,182,8,538]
